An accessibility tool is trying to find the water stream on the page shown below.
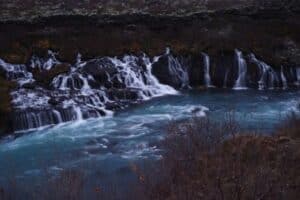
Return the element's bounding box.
[0,89,299,192]
[0,48,299,196]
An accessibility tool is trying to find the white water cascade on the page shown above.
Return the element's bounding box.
[0,59,34,86]
[233,50,248,90]
[30,50,61,71]
[2,48,300,132]
[8,51,181,131]
[52,110,63,123]
[108,55,178,99]
[202,53,212,87]
[73,106,83,121]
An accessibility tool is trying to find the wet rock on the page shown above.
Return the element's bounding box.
[1,44,300,135]
[152,53,189,88]
[48,98,59,106]
[22,82,36,89]
[81,58,118,88]
[209,51,236,88]
[107,88,139,101]
[185,53,204,87]
[33,63,71,88]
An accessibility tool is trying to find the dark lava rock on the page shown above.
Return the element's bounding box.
[152,54,185,88]
[81,58,118,88]
[33,63,71,88]
[48,98,60,106]
[22,82,36,89]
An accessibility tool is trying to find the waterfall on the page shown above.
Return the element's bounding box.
[223,69,229,88]
[73,106,83,121]
[281,66,288,89]
[52,73,92,91]
[233,50,248,90]
[52,110,63,123]
[108,54,178,100]
[166,49,190,88]
[202,53,212,87]
[249,54,278,90]
[13,110,64,131]
[76,53,82,64]
[0,59,34,86]
[142,55,178,98]
[7,51,180,131]
[294,68,300,86]
[30,50,60,71]
[3,48,300,132]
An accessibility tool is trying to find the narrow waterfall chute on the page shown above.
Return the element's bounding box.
[53,110,63,123]
[233,50,248,90]
[202,53,213,88]
[73,106,83,121]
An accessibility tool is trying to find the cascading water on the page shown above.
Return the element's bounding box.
[165,48,190,88]
[6,51,180,132]
[202,53,212,87]
[108,54,178,99]
[249,54,279,90]
[1,48,299,132]
[0,59,34,86]
[30,50,61,71]
[233,49,248,90]
[296,68,300,86]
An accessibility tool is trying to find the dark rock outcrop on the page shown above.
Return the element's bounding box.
[0,14,299,69]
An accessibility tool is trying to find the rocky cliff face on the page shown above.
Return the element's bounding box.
[0,0,299,66]
[0,0,299,22]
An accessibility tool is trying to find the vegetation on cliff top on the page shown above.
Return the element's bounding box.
[0,0,299,22]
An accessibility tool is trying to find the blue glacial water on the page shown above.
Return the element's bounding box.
[0,89,299,195]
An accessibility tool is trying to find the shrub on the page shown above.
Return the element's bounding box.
[141,116,300,200]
